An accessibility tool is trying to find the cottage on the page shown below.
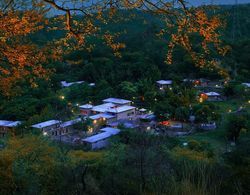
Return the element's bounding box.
[0,120,21,137]
[139,108,147,115]
[79,104,93,116]
[156,80,173,90]
[59,118,82,135]
[31,120,61,136]
[61,80,84,88]
[82,127,120,150]
[103,98,132,106]
[205,92,221,101]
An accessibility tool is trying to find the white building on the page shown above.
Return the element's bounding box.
[79,104,93,116]
[61,80,84,88]
[107,105,136,120]
[31,120,61,136]
[103,98,132,106]
[82,127,120,150]
[139,108,147,115]
[59,118,82,135]
[0,120,21,137]
[91,103,116,114]
[89,113,116,124]
[156,80,173,90]
[205,92,221,101]
[79,98,137,128]
[32,118,85,137]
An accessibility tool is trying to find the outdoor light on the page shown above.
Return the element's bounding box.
[76,103,79,106]
[228,109,232,113]
[88,127,93,133]
[43,132,48,136]
[60,95,65,100]
[248,100,250,104]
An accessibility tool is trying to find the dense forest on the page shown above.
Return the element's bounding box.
[0,2,250,195]
[1,5,250,121]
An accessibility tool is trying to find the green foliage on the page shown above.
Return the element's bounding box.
[154,87,196,121]
[154,100,174,121]
[194,103,219,123]
[0,135,103,194]
[118,81,138,99]
[225,114,248,142]
[223,132,250,194]
[175,106,189,121]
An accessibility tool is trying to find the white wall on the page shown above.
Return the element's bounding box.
[116,108,136,120]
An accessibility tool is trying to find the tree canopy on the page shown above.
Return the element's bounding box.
[0,0,230,96]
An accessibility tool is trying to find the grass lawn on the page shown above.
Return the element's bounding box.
[178,127,227,158]
[215,98,249,113]
[178,98,250,159]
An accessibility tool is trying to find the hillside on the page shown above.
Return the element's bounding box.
[0,3,250,195]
